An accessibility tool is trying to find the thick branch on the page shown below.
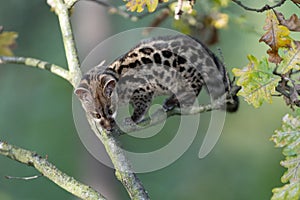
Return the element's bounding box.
[0,56,71,83]
[0,140,106,200]
[47,0,82,87]
[232,0,287,12]
[82,95,230,198]
[47,0,150,199]
[87,117,150,200]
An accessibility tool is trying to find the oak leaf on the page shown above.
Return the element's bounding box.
[259,11,292,64]
[271,114,300,200]
[275,11,300,32]
[278,44,300,74]
[232,55,280,108]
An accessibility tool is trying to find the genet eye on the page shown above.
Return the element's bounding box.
[95,113,101,119]
[106,106,113,116]
[108,109,113,115]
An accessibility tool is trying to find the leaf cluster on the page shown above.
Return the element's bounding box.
[124,0,169,13]
[123,0,231,45]
[233,10,300,109]
[271,114,300,200]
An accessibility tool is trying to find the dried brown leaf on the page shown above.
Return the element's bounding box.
[275,11,300,32]
[291,0,300,4]
[259,11,292,64]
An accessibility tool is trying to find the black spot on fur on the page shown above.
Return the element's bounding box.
[117,65,126,74]
[141,57,153,64]
[129,52,138,58]
[187,67,194,73]
[139,88,146,92]
[163,60,171,67]
[153,53,162,64]
[162,50,172,58]
[135,60,141,66]
[139,47,154,55]
[178,56,187,65]
[172,59,177,68]
[129,62,137,68]
[128,60,141,68]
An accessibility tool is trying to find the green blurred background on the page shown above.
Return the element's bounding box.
[0,1,297,199]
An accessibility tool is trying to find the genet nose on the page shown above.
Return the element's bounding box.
[100,119,112,131]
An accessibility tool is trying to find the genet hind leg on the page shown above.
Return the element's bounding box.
[129,87,154,123]
[163,94,179,111]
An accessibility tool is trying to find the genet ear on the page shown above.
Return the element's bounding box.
[100,75,116,98]
[75,87,95,112]
[74,87,92,102]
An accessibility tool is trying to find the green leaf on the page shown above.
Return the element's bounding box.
[232,55,280,108]
[272,182,300,200]
[281,156,300,183]
[146,0,158,12]
[271,114,300,156]
[0,31,18,56]
[271,114,300,200]
[278,45,300,74]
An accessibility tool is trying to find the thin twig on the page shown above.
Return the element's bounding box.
[47,0,82,87]
[75,0,176,21]
[232,0,287,12]
[64,0,78,8]
[5,174,43,180]
[120,94,228,133]
[0,140,106,200]
[0,56,71,83]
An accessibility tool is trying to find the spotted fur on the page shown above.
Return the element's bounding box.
[75,35,239,130]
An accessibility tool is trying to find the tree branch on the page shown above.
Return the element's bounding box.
[47,1,150,199]
[47,0,82,87]
[87,117,150,200]
[0,140,106,200]
[120,94,229,133]
[64,0,78,8]
[232,0,287,12]
[0,56,71,83]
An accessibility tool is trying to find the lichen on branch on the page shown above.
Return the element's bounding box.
[0,140,106,200]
